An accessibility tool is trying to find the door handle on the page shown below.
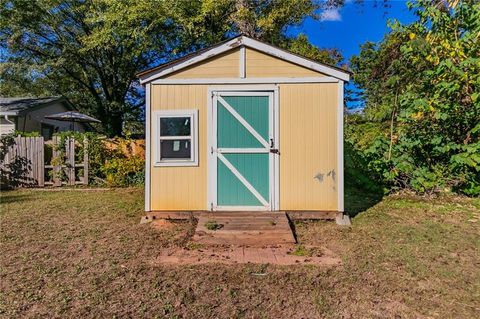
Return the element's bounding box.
[269,139,279,154]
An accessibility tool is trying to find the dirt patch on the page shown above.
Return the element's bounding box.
[150,219,176,230]
[151,245,341,266]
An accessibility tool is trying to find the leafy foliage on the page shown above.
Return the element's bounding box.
[13,131,40,137]
[349,0,480,195]
[101,156,144,187]
[1,0,345,138]
[0,0,176,137]
[50,131,144,187]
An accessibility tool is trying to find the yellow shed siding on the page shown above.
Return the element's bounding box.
[149,84,339,211]
[245,48,326,78]
[279,83,338,211]
[150,84,209,210]
[164,50,240,79]
[161,47,328,80]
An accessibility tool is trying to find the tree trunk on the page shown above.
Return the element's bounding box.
[102,112,123,137]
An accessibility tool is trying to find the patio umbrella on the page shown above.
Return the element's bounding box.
[45,111,100,131]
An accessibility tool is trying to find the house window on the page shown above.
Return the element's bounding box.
[154,110,198,166]
[41,123,54,140]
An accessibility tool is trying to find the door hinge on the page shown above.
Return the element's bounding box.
[210,147,214,154]
[210,202,213,210]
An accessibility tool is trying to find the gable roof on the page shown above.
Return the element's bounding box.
[0,96,76,116]
[137,35,350,84]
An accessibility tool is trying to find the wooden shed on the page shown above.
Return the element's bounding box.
[138,35,350,218]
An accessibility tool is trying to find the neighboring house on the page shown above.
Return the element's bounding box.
[0,97,89,139]
[137,35,350,215]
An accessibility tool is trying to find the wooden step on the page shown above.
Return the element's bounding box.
[193,212,296,246]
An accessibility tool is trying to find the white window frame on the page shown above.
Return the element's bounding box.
[153,109,198,167]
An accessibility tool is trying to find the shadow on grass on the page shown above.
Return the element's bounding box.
[343,142,385,218]
[345,181,383,218]
[0,191,36,205]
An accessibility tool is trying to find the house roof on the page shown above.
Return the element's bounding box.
[137,35,351,84]
[0,96,75,116]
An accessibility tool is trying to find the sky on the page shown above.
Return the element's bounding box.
[288,0,418,108]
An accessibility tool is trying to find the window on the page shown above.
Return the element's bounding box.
[154,110,198,166]
[41,123,54,140]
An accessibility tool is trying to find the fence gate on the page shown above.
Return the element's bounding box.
[0,136,89,187]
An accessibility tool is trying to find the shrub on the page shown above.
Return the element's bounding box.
[101,155,145,187]
[51,131,144,187]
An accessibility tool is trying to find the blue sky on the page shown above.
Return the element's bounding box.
[289,0,418,108]
[291,0,417,61]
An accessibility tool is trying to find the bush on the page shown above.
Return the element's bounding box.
[348,1,480,196]
[101,156,145,187]
[13,130,40,137]
[51,131,144,187]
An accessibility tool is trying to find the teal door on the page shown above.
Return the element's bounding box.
[212,92,274,210]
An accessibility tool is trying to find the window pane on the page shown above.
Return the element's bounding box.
[160,139,191,159]
[160,117,191,136]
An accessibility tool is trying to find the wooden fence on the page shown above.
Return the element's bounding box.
[1,136,88,187]
[1,136,45,187]
[104,139,145,158]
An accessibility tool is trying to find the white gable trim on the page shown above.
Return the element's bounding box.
[241,37,350,82]
[139,36,350,84]
[139,38,242,84]
[150,77,338,85]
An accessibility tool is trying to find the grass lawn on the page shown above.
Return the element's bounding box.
[0,188,479,318]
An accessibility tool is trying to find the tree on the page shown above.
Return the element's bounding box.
[1,0,346,136]
[162,0,345,63]
[0,0,178,137]
[348,0,480,195]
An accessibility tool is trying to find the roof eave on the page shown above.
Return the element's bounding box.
[15,97,76,116]
[137,35,350,85]
[0,111,19,116]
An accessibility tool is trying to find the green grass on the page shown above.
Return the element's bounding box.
[0,188,479,318]
[288,245,322,257]
[204,220,222,231]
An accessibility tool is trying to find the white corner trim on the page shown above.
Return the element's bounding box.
[150,77,339,85]
[337,81,344,212]
[139,35,350,84]
[207,90,215,210]
[239,46,246,78]
[144,84,151,212]
[273,85,280,211]
[152,109,199,167]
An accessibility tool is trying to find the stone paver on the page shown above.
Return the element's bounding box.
[153,246,341,266]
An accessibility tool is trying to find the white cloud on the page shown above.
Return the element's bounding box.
[320,8,342,22]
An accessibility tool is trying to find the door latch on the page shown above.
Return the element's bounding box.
[269,138,279,154]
